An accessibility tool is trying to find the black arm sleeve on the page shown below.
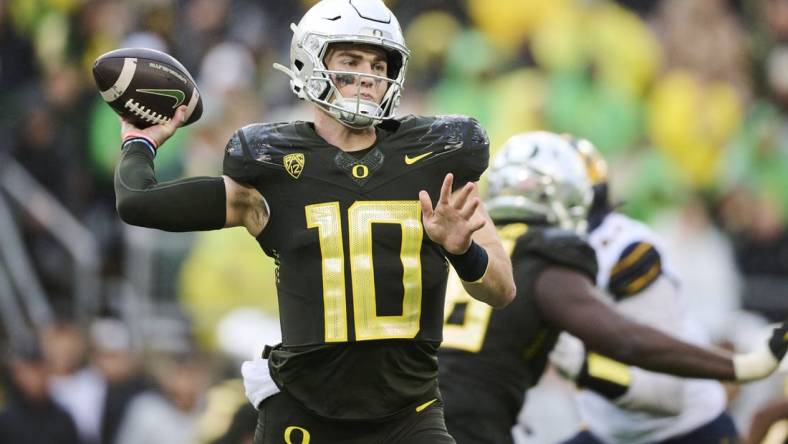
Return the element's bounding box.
[114,141,226,231]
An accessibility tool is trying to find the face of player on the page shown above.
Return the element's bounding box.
[324,43,389,105]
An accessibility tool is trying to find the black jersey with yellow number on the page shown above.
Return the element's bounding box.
[222,115,489,420]
[439,225,598,429]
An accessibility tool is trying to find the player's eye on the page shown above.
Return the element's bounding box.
[334,73,356,86]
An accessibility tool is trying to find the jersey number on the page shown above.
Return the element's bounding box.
[306,201,423,342]
[442,224,525,352]
[442,273,493,352]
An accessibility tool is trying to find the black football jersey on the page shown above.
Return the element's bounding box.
[438,225,598,428]
[222,115,489,420]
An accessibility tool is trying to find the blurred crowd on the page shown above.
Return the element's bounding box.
[2,0,788,443]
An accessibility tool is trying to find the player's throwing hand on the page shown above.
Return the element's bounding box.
[121,105,188,148]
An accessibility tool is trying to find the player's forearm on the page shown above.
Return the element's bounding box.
[542,272,737,380]
[602,325,736,380]
[114,141,226,231]
[581,313,785,383]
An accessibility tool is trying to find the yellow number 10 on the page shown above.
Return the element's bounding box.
[306,201,424,342]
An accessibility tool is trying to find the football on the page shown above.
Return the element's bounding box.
[92,47,203,129]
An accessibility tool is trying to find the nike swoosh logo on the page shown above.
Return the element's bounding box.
[136,88,186,108]
[404,151,433,165]
[415,398,437,412]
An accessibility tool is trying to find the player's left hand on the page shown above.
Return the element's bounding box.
[734,321,788,381]
[419,173,485,255]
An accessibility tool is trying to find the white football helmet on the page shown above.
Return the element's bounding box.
[486,131,593,234]
[274,0,410,129]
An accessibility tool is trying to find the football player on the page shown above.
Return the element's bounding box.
[550,137,737,444]
[437,131,788,444]
[112,0,516,443]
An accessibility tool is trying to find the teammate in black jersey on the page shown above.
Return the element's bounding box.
[437,131,788,444]
[112,1,515,443]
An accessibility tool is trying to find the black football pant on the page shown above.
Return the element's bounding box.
[253,391,456,444]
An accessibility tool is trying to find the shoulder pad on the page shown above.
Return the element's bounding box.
[394,114,490,184]
[607,241,662,300]
[513,227,598,280]
[395,114,488,151]
[222,122,301,183]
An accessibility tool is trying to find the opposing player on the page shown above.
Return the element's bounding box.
[551,137,737,444]
[437,131,788,444]
[113,1,515,443]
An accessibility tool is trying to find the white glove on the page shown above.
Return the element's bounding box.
[241,358,281,409]
[733,322,788,382]
[549,332,586,381]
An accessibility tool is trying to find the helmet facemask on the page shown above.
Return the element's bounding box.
[307,40,406,129]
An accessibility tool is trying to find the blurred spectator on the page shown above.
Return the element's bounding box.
[114,350,208,444]
[0,0,37,147]
[718,187,788,322]
[195,379,255,444]
[190,309,279,444]
[0,0,36,91]
[41,319,105,444]
[652,0,751,101]
[0,339,79,444]
[210,404,257,444]
[90,318,148,444]
[652,195,742,343]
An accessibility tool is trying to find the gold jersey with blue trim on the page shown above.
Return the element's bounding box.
[222,115,489,420]
[574,211,729,444]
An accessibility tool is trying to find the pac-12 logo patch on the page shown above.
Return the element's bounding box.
[284,153,305,179]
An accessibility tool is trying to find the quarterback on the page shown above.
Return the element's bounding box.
[113,0,514,443]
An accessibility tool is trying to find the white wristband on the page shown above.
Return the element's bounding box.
[733,343,778,382]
